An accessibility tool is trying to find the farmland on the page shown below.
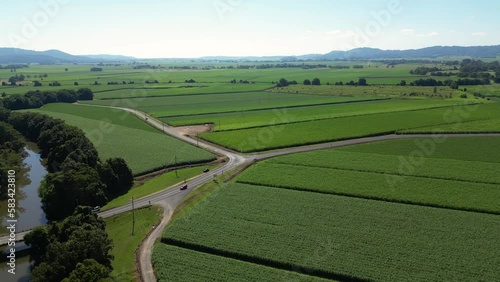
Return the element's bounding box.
[153,244,330,282]
[2,60,500,281]
[81,91,378,117]
[200,103,500,152]
[164,99,470,130]
[236,154,500,214]
[28,103,216,175]
[158,183,500,281]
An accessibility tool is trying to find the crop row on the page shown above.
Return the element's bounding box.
[235,162,500,214]
[401,118,500,134]
[200,104,500,152]
[164,99,467,131]
[153,244,330,282]
[337,137,500,163]
[162,183,500,281]
[268,150,500,185]
[83,91,372,117]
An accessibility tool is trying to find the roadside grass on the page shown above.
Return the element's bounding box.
[105,206,163,282]
[103,165,218,211]
[170,165,244,223]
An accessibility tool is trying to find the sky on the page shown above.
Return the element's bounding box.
[1,0,499,58]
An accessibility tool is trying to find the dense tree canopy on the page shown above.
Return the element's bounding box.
[0,88,94,110]
[25,207,113,281]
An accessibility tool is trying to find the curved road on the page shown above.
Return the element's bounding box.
[3,104,500,281]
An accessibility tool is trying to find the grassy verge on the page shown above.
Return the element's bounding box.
[171,165,247,222]
[104,165,218,210]
[105,206,163,282]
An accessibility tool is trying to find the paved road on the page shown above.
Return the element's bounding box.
[3,104,500,281]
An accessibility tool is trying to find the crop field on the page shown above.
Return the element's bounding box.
[154,137,500,281]
[153,244,330,282]
[402,118,500,133]
[236,158,500,214]
[1,61,472,97]
[28,104,216,175]
[337,136,500,163]
[157,183,500,281]
[164,99,474,130]
[271,84,468,98]
[92,83,273,99]
[200,103,500,152]
[81,91,377,117]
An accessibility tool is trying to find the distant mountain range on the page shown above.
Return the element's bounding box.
[1,45,500,64]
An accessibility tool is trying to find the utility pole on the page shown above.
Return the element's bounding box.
[131,197,135,236]
[175,154,178,178]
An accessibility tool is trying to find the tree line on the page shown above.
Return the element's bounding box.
[0,88,93,110]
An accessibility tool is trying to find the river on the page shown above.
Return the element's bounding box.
[0,145,48,281]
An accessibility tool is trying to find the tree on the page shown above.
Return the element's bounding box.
[27,207,113,281]
[24,226,49,264]
[357,78,367,86]
[98,158,133,197]
[450,81,459,89]
[277,78,289,87]
[33,80,42,87]
[399,80,407,86]
[74,82,79,86]
[76,88,93,100]
[63,259,110,282]
[303,79,311,85]
[39,166,107,221]
[312,78,321,85]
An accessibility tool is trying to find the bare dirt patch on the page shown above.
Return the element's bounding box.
[172,124,213,136]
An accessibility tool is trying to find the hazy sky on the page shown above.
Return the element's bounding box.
[1,0,499,58]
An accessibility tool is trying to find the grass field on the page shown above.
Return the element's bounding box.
[106,206,163,282]
[28,103,216,175]
[200,103,500,152]
[103,165,218,210]
[159,183,500,281]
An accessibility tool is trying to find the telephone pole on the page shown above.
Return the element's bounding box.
[175,154,178,178]
[131,197,135,236]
